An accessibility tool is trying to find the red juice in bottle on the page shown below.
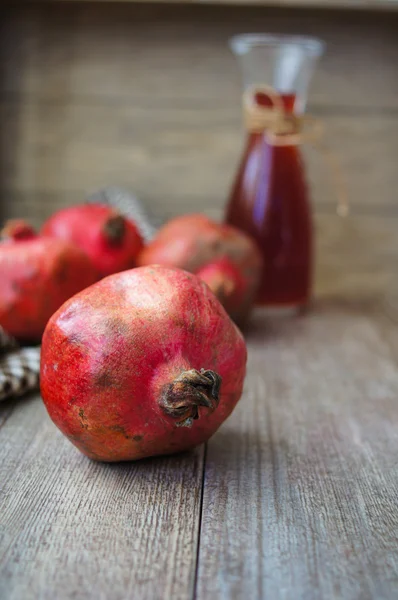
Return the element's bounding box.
[225,92,312,308]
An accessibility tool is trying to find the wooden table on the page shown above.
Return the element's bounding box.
[1,213,398,599]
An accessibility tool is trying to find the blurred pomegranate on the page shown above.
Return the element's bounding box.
[138,214,262,325]
[42,204,144,278]
[0,220,97,341]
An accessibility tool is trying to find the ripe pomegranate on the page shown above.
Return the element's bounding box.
[40,265,247,462]
[137,214,262,325]
[0,220,98,341]
[196,257,250,322]
[42,204,144,278]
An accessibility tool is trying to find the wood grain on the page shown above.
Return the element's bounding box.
[48,0,398,12]
[2,5,397,109]
[1,101,397,225]
[197,302,398,599]
[315,213,398,301]
[0,4,397,224]
[0,396,204,600]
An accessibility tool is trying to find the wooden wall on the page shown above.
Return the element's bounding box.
[0,3,397,233]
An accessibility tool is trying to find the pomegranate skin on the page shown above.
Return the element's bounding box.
[137,214,262,325]
[0,224,98,341]
[40,266,247,462]
[197,257,252,325]
[42,204,144,278]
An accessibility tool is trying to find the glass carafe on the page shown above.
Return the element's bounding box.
[225,34,325,309]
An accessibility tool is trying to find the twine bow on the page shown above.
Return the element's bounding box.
[243,85,349,217]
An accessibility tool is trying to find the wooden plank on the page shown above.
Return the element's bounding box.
[0,395,204,600]
[0,4,397,224]
[197,302,398,599]
[23,0,398,13]
[315,213,398,301]
[1,5,397,110]
[1,99,397,225]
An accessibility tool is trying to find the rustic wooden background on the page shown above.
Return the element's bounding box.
[1,3,398,599]
[1,4,397,224]
[1,4,398,298]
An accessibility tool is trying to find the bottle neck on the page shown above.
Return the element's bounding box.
[243,85,304,145]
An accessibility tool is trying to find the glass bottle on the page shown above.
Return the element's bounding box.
[225,34,325,310]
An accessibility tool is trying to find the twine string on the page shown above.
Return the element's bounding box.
[243,85,349,217]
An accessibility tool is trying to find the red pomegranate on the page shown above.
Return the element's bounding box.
[40,265,247,462]
[137,214,262,325]
[42,204,144,278]
[0,220,98,341]
[196,257,250,321]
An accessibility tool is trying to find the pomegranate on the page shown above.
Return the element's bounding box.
[0,220,98,341]
[196,257,251,323]
[137,214,262,324]
[42,204,144,278]
[40,265,247,462]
